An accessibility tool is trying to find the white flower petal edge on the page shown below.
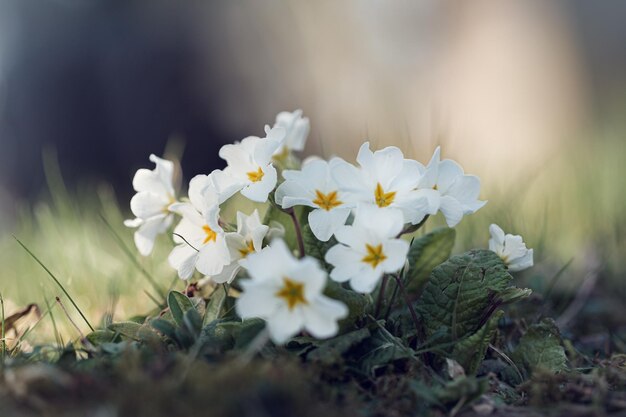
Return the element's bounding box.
[488,224,534,272]
[211,209,270,284]
[273,109,310,157]
[416,147,487,227]
[325,205,410,293]
[125,154,177,256]
[167,174,232,280]
[330,142,430,225]
[275,159,354,242]
[235,239,348,344]
[217,125,286,203]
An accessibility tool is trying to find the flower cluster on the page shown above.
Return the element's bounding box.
[126,109,533,344]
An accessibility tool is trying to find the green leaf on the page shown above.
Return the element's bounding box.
[497,287,532,304]
[233,319,266,349]
[199,319,241,353]
[182,308,203,336]
[405,227,456,298]
[356,326,415,376]
[203,285,227,327]
[513,318,568,375]
[324,281,372,331]
[302,223,337,268]
[108,321,160,343]
[150,318,178,340]
[451,310,504,374]
[167,291,194,327]
[262,201,297,249]
[85,330,117,346]
[417,250,515,343]
[108,321,142,339]
[307,327,371,366]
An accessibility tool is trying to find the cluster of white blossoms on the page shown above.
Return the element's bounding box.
[125,109,533,344]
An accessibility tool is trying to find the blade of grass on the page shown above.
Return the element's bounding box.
[1,293,5,363]
[99,214,166,302]
[13,236,94,332]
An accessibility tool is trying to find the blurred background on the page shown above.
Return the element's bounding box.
[0,0,624,341]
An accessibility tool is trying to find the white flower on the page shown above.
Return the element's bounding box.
[415,147,487,227]
[211,209,270,284]
[325,206,410,293]
[124,154,177,256]
[217,126,286,203]
[330,142,430,225]
[275,159,353,242]
[236,239,348,344]
[488,224,534,272]
[167,173,231,280]
[272,109,310,159]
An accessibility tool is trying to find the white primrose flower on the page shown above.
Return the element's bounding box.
[330,142,430,225]
[272,109,310,159]
[236,239,348,344]
[167,174,231,280]
[275,159,353,242]
[124,154,177,256]
[488,224,534,272]
[325,206,410,293]
[217,126,286,203]
[415,147,487,227]
[211,209,270,284]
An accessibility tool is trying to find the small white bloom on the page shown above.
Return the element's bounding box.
[415,147,487,227]
[488,224,534,272]
[217,126,285,203]
[211,209,270,284]
[330,142,430,225]
[325,206,410,293]
[272,109,310,159]
[124,154,177,256]
[236,239,348,344]
[275,159,353,242]
[167,173,231,280]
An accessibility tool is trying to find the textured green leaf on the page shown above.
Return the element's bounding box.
[356,327,415,376]
[307,327,371,366]
[108,321,160,343]
[203,286,227,327]
[302,223,337,269]
[108,321,142,339]
[324,281,372,331]
[417,250,515,343]
[183,308,203,336]
[167,291,194,327]
[85,330,117,346]
[233,319,266,349]
[451,310,504,374]
[405,227,456,297]
[513,318,567,375]
[150,318,178,340]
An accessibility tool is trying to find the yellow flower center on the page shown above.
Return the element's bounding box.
[362,243,387,269]
[202,225,217,244]
[238,240,256,258]
[275,277,308,310]
[374,183,396,208]
[247,167,264,183]
[312,190,343,211]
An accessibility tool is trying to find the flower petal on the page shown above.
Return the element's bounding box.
[241,164,277,202]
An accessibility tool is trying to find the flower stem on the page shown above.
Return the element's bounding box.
[286,208,306,258]
[391,274,421,343]
[375,275,389,318]
[396,215,429,238]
